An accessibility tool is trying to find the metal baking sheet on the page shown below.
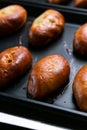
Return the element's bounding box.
[1,0,87,129]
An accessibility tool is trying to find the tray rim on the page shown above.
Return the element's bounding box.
[15,0,87,13]
[1,0,87,19]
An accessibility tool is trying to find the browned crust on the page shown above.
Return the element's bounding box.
[73,23,87,55]
[0,4,27,36]
[0,46,32,87]
[75,0,87,8]
[28,9,65,47]
[72,65,87,111]
[27,54,70,99]
[48,0,68,4]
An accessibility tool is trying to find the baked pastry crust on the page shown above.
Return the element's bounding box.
[75,0,87,8]
[73,65,87,112]
[28,9,65,47]
[48,0,68,4]
[0,4,27,36]
[73,23,87,55]
[0,46,32,87]
[27,54,70,99]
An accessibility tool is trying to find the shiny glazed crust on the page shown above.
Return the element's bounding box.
[48,0,68,4]
[73,23,87,55]
[72,65,87,112]
[75,0,87,8]
[28,9,65,47]
[0,46,32,87]
[27,54,70,99]
[0,4,27,36]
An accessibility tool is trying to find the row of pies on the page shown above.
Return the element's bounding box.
[1,4,87,55]
[48,0,87,8]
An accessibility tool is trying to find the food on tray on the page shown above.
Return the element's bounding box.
[0,4,27,36]
[27,54,70,99]
[48,0,68,4]
[0,46,32,88]
[73,23,87,55]
[28,9,65,47]
[72,65,87,112]
[75,0,87,8]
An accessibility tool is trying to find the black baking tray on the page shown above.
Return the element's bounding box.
[1,0,87,129]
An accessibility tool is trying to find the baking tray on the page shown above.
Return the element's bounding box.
[1,0,87,129]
